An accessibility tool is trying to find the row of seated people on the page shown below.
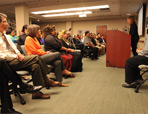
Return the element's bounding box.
[7,25,83,72]
[83,31,106,60]
[0,13,82,113]
[6,24,106,61]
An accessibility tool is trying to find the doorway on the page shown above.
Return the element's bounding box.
[96,25,107,40]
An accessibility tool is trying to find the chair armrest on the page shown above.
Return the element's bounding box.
[138,65,148,70]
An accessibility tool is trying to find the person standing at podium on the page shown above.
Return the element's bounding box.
[127,16,140,56]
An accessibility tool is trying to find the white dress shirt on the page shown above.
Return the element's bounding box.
[0,32,20,59]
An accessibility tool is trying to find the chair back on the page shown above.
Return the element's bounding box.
[20,45,27,56]
[41,45,45,51]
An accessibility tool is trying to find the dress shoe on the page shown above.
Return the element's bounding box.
[122,82,138,88]
[1,108,22,114]
[32,92,50,99]
[45,79,60,88]
[20,83,42,94]
[63,74,75,79]
[59,83,69,87]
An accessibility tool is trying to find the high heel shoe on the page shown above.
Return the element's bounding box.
[63,74,75,79]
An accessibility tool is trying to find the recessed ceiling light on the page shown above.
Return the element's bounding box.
[31,5,109,14]
[127,13,131,16]
[37,19,40,22]
[42,11,92,17]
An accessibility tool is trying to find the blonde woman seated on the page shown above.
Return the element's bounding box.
[59,30,83,72]
[25,24,71,87]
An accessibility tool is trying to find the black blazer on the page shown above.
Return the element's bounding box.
[17,33,27,45]
[44,34,62,52]
[129,22,139,41]
[60,39,70,48]
[91,38,97,46]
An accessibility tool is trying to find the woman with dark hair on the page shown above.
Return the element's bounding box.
[43,26,74,74]
[127,16,140,56]
[6,26,18,43]
[17,25,28,54]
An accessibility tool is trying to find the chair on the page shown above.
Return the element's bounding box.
[41,45,45,51]
[20,45,27,56]
[135,65,148,93]
[84,46,93,59]
[10,45,52,105]
[9,82,26,105]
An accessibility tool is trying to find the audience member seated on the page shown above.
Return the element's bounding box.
[17,25,28,54]
[0,13,59,99]
[6,26,18,43]
[95,34,106,55]
[99,35,106,46]
[25,24,69,86]
[6,26,29,80]
[67,32,76,49]
[90,33,102,56]
[0,59,42,114]
[122,37,148,88]
[43,25,74,75]
[73,35,84,56]
[59,30,83,72]
[84,31,98,60]
[96,33,101,42]
[36,29,43,45]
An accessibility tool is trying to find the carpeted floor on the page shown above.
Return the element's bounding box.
[12,55,148,114]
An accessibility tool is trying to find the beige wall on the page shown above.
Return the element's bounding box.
[39,22,66,33]
[38,18,129,35]
[72,18,128,35]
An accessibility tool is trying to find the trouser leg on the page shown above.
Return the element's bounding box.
[0,59,22,86]
[40,53,63,82]
[41,52,65,70]
[6,55,49,86]
[0,73,13,110]
[92,47,98,59]
[131,39,139,56]
[53,60,62,82]
[125,56,148,84]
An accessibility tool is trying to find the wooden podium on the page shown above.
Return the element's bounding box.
[106,30,131,68]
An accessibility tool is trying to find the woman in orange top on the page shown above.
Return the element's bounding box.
[25,25,74,87]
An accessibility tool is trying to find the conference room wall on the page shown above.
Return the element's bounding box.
[39,22,66,33]
[38,18,128,35]
[72,18,128,35]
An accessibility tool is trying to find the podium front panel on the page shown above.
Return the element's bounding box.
[106,30,131,68]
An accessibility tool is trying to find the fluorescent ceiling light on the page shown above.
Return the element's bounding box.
[42,11,92,17]
[79,14,87,17]
[31,5,109,14]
